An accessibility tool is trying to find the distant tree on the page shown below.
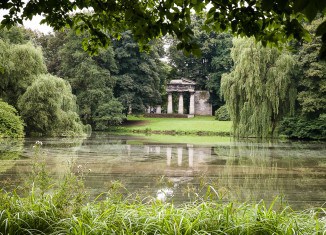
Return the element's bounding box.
[94,99,125,130]
[18,74,86,137]
[113,31,167,114]
[40,30,122,128]
[296,18,326,119]
[279,19,326,139]
[0,26,32,44]
[0,40,47,106]
[221,37,297,138]
[0,100,24,138]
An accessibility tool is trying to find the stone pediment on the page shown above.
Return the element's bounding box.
[168,78,196,85]
[167,78,196,93]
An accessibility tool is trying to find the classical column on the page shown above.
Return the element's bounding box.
[167,92,173,114]
[156,105,161,114]
[178,92,184,114]
[189,92,195,115]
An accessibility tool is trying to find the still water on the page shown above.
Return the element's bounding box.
[1,133,325,209]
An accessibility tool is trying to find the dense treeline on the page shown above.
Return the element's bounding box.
[0,16,325,139]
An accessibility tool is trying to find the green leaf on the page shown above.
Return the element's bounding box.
[316,20,326,36]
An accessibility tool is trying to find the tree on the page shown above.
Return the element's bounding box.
[221,37,297,138]
[113,31,166,114]
[0,99,24,138]
[38,30,122,128]
[296,18,326,119]
[0,39,47,106]
[18,74,86,137]
[1,0,326,57]
[279,19,326,140]
[93,99,125,130]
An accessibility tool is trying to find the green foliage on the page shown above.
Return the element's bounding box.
[215,105,230,121]
[296,19,326,118]
[38,30,122,129]
[221,37,297,138]
[1,0,326,57]
[0,39,47,106]
[279,115,326,140]
[0,25,33,44]
[113,31,166,114]
[279,19,326,140]
[0,100,24,138]
[18,74,86,137]
[94,99,126,130]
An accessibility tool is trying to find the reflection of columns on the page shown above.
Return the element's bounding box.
[189,92,195,115]
[167,92,173,114]
[188,147,194,168]
[127,145,131,157]
[177,147,183,166]
[145,146,150,154]
[178,92,184,114]
[166,147,172,166]
[155,146,160,154]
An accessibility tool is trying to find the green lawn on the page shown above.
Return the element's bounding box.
[121,115,232,134]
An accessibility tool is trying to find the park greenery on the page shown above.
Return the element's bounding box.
[0,3,325,234]
[0,11,325,139]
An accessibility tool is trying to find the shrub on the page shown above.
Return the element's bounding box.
[0,100,24,138]
[279,114,326,140]
[215,105,230,121]
[94,99,125,130]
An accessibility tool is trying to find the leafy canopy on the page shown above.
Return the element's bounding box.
[1,0,326,57]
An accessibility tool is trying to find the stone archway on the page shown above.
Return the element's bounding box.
[166,78,196,115]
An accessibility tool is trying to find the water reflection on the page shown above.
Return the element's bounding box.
[0,135,325,209]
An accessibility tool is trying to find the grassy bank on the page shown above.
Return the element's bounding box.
[1,177,325,234]
[117,115,232,136]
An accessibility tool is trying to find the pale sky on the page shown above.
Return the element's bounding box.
[0,9,53,34]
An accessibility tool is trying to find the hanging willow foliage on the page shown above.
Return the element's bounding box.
[221,37,297,138]
[18,74,87,137]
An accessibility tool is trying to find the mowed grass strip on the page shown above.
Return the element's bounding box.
[122,115,232,134]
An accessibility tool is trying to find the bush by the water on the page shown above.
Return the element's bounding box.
[279,115,326,140]
[0,100,24,138]
[0,144,325,234]
[18,74,88,137]
[215,105,230,121]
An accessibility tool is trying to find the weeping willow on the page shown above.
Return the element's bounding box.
[18,74,87,137]
[221,37,296,138]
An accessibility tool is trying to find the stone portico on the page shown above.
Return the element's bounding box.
[166,78,212,116]
[166,78,196,115]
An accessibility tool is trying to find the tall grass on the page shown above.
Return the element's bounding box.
[0,142,325,234]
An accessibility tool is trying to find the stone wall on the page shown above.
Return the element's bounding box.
[194,91,212,116]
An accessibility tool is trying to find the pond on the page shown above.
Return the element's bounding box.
[1,133,325,210]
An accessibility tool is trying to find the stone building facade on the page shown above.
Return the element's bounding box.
[165,78,212,116]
